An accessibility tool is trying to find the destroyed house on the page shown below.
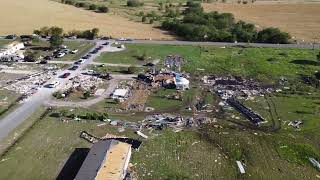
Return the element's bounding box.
[75,140,132,180]
[227,98,264,125]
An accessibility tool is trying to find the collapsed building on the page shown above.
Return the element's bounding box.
[164,55,184,72]
[0,41,25,61]
[204,76,270,125]
[227,98,264,125]
[2,71,56,96]
[138,72,189,90]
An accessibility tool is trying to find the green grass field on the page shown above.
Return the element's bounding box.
[0,90,21,120]
[96,44,200,65]
[0,39,13,48]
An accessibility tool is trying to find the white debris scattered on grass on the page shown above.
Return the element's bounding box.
[3,71,56,96]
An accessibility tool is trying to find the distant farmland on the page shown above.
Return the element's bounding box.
[0,0,173,40]
[203,3,320,42]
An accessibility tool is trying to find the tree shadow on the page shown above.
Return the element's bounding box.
[290,60,319,66]
[56,148,90,180]
[29,46,51,51]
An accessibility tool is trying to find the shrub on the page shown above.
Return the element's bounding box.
[127,66,137,74]
[127,0,144,7]
[142,16,147,22]
[98,5,109,13]
[257,28,291,44]
[89,4,97,10]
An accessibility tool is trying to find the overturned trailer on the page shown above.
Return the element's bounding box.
[227,98,265,125]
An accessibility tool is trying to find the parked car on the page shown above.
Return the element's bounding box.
[60,72,71,78]
[62,49,70,54]
[144,62,155,67]
[82,54,91,59]
[56,53,66,58]
[71,49,78,54]
[102,42,109,46]
[68,66,79,71]
[44,56,54,60]
[39,60,48,64]
[60,45,67,49]
[46,81,60,88]
[90,50,98,54]
[74,59,84,64]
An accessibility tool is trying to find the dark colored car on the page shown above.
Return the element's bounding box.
[90,50,98,54]
[60,72,71,78]
[82,54,91,59]
[68,66,79,71]
[44,56,53,60]
[103,42,109,46]
[144,62,155,67]
[39,60,48,64]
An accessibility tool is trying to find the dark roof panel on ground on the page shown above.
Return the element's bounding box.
[74,140,113,180]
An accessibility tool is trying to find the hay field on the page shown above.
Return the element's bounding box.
[203,3,320,42]
[0,0,173,40]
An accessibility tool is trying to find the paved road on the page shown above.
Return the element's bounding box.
[47,61,143,68]
[122,40,320,49]
[64,38,320,49]
[0,40,112,142]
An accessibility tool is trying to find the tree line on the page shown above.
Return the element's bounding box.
[61,0,109,13]
[33,26,100,49]
[162,1,291,44]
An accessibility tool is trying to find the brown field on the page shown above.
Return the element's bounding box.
[0,0,173,40]
[203,3,320,42]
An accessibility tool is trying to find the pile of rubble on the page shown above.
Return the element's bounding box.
[3,71,56,96]
[164,55,184,71]
[203,76,273,100]
[63,74,104,92]
[138,71,190,90]
[106,113,213,134]
[120,82,150,111]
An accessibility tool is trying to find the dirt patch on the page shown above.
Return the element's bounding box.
[202,3,320,42]
[0,0,173,40]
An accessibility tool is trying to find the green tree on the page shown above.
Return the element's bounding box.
[24,50,38,62]
[83,91,91,99]
[49,35,63,49]
[257,27,291,44]
[127,66,137,74]
[317,51,320,61]
[91,28,99,39]
[98,6,109,13]
[142,16,147,22]
[89,4,97,10]
[127,0,144,7]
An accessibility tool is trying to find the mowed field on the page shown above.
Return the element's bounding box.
[0,0,173,40]
[203,3,320,42]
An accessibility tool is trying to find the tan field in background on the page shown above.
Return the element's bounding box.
[0,0,173,40]
[203,3,320,42]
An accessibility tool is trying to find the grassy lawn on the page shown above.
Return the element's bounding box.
[0,108,138,180]
[95,44,200,65]
[87,65,147,74]
[29,40,94,61]
[0,39,13,47]
[132,130,237,179]
[146,89,184,111]
[0,90,21,120]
